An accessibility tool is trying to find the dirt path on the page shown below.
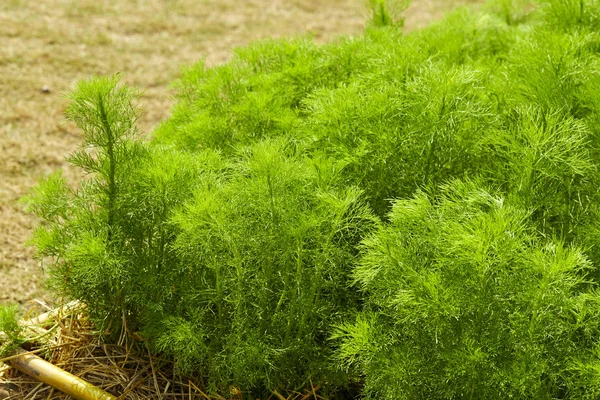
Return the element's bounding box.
[0,0,480,307]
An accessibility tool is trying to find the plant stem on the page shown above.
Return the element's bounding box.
[97,92,117,243]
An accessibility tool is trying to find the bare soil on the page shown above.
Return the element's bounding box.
[0,0,481,307]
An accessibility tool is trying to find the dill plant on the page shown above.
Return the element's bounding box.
[24,0,600,397]
[366,0,410,27]
[26,76,377,395]
[148,138,377,393]
[0,305,24,357]
[540,0,600,30]
[336,181,600,399]
[24,76,202,338]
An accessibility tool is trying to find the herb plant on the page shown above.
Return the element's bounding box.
[25,0,600,397]
[26,77,377,395]
[0,305,24,358]
[336,181,600,399]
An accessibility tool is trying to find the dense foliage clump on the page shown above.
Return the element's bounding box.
[337,181,600,398]
[25,0,600,397]
[25,77,375,395]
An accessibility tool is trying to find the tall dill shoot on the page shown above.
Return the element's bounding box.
[366,0,410,27]
[24,76,147,337]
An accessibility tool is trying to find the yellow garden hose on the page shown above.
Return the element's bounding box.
[9,348,116,400]
[2,301,117,400]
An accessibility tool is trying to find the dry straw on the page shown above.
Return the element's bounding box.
[0,302,323,400]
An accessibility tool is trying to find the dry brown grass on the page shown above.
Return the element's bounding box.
[0,0,482,307]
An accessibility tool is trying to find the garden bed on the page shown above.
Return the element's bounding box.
[6,0,600,398]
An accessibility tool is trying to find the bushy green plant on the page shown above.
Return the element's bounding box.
[145,138,377,392]
[482,106,596,238]
[539,0,600,30]
[0,305,24,357]
[24,76,201,337]
[25,0,600,397]
[336,181,600,399]
[26,76,376,395]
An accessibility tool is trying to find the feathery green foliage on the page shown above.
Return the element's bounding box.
[24,76,200,338]
[337,181,600,399]
[366,0,410,27]
[26,76,376,395]
[147,138,377,392]
[25,0,600,397]
[0,305,23,358]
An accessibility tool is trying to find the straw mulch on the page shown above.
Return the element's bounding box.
[0,303,324,400]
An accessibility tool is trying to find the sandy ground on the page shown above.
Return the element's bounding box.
[0,0,481,307]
